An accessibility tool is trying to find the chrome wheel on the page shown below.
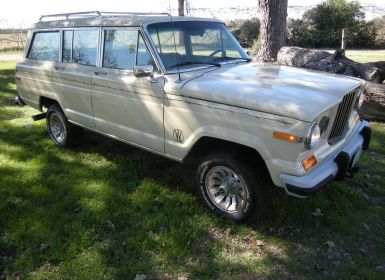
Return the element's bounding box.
[205,166,247,213]
[49,114,65,143]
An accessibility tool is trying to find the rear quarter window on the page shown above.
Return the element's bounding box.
[28,31,60,61]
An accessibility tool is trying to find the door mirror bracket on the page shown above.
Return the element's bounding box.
[133,65,156,83]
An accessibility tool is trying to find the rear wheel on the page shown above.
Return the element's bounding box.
[196,152,270,222]
[46,104,81,147]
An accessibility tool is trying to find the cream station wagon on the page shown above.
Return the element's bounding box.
[15,11,371,221]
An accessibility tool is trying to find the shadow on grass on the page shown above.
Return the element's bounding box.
[0,112,302,279]
[0,69,17,93]
[0,114,238,278]
[1,114,383,279]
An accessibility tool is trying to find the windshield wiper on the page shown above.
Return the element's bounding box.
[214,57,252,63]
[169,61,221,68]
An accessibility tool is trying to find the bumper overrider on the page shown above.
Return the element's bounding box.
[280,120,371,197]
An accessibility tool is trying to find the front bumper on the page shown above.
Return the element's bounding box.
[280,120,371,197]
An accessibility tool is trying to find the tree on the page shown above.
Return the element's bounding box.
[286,18,316,48]
[257,0,288,62]
[286,0,377,49]
[178,0,185,16]
[374,16,385,48]
[228,18,260,48]
[300,0,375,48]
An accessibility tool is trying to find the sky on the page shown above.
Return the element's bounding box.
[0,0,384,28]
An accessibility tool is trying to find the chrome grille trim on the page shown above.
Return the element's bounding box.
[328,90,357,144]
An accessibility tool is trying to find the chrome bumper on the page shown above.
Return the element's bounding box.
[280,120,371,197]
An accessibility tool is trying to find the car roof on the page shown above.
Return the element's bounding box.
[32,13,223,29]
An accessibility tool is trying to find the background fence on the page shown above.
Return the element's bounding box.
[0,33,27,51]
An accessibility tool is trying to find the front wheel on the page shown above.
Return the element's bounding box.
[196,152,270,222]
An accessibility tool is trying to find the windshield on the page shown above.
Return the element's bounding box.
[147,21,250,71]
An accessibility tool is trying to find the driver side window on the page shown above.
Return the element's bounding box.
[102,29,157,71]
[103,30,137,70]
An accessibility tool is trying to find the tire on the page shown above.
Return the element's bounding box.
[196,152,271,222]
[46,104,81,147]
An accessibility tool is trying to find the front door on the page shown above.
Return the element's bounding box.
[92,28,165,152]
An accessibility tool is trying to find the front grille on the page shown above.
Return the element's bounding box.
[328,90,357,144]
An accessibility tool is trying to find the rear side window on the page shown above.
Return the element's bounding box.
[73,29,99,66]
[29,32,59,61]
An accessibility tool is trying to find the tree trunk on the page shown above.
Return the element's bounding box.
[257,0,288,62]
[277,46,385,122]
[178,0,185,16]
[277,47,385,84]
[360,82,385,122]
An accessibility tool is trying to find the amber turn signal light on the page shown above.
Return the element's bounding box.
[273,131,299,142]
[302,154,317,171]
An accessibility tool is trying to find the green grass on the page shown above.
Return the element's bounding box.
[344,50,385,63]
[1,61,385,279]
[0,47,23,54]
[320,49,385,63]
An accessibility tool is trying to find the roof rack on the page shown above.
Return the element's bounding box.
[39,11,171,21]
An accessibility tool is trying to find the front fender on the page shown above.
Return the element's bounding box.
[165,125,272,161]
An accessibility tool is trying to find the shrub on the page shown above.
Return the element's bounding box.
[228,18,260,48]
[287,0,377,49]
[373,16,385,48]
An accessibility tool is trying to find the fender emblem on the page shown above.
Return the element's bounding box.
[173,129,184,143]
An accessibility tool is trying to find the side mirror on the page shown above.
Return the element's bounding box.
[246,50,251,56]
[133,65,154,78]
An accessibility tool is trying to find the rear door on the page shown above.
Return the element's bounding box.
[92,28,165,152]
[52,28,99,128]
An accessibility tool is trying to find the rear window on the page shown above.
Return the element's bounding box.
[28,31,59,61]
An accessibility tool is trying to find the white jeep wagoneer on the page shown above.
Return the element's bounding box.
[15,11,371,221]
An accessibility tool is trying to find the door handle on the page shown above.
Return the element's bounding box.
[93,71,108,76]
[54,66,65,71]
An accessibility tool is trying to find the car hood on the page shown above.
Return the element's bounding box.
[177,63,362,121]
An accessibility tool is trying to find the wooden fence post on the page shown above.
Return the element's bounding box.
[341,28,346,50]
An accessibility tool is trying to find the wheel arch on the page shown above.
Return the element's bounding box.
[39,96,61,111]
[185,136,268,170]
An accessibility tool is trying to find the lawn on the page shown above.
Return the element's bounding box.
[344,50,385,64]
[0,60,384,279]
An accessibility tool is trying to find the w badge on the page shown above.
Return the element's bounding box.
[173,129,184,143]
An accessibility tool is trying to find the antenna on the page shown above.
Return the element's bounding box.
[170,17,181,83]
[168,0,181,82]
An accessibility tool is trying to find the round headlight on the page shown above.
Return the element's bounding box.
[305,123,321,150]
